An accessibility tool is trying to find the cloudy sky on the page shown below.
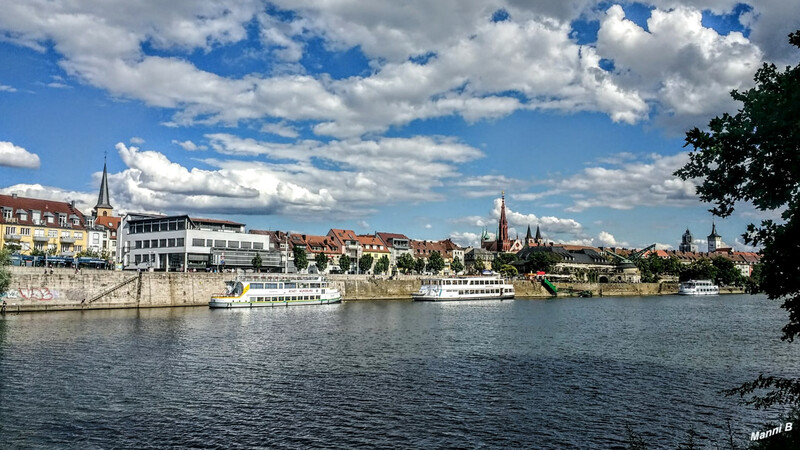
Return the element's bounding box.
[0,1,796,250]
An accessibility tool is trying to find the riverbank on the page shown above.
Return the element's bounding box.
[0,267,744,313]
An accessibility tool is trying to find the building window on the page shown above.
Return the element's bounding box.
[47,216,54,224]
[19,212,27,221]
[48,230,57,238]
[159,239,167,248]
[214,240,225,247]
[176,238,184,247]
[151,239,158,248]
[228,241,239,248]
[34,229,44,237]
[241,242,251,249]
[20,228,30,236]
[93,235,100,244]
[75,245,82,252]
[2,209,10,220]
[74,232,83,239]
[253,242,264,250]
[206,239,213,247]
[168,238,175,247]
[135,255,141,264]
[5,227,16,235]
[192,238,204,246]
[61,231,70,238]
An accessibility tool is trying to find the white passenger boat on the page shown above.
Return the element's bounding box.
[677,279,720,295]
[209,275,342,308]
[412,275,515,301]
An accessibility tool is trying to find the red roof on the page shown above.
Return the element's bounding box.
[0,193,86,230]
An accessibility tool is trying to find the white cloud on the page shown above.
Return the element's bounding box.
[0,84,17,92]
[449,231,482,248]
[596,230,626,247]
[0,184,94,213]
[545,152,700,212]
[260,121,300,139]
[0,141,40,169]
[172,139,205,151]
[116,143,258,198]
[654,242,673,250]
[130,136,145,145]
[597,5,763,131]
[0,1,766,138]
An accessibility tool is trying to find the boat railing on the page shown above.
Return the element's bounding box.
[234,274,327,282]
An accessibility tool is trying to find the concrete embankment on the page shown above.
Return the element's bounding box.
[0,267,744,313]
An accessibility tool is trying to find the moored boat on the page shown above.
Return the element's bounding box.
[412,275,515,301]
[210,274,342,308]
[677,279,719,295]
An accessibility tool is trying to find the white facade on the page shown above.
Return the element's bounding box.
[119,214,272,271]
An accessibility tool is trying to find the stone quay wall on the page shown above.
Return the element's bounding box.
[0,267,743,313]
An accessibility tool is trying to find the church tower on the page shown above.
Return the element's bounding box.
[679,228,697,252]
[497,192,510,252]
[707,222,722,253]
[93,157,113,218]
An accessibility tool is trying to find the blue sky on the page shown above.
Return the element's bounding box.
[0,1,797,251]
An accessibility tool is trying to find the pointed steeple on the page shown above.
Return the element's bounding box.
[497,191,509,251]
[535,225,542,242]
[526,225,532,241]
[708,221,720,238]
[94,154,113,218]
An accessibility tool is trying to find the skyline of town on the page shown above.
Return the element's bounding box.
[1,1,797,250]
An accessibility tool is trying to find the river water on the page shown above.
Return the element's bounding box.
[0,294,797,448]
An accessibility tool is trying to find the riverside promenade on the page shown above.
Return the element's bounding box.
[0,266,742,313]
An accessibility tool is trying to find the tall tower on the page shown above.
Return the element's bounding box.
[707,222,722,253]
[93,156,113,218]
[534,225,543,245]
[497,191,510,252]
[679,228,697,252]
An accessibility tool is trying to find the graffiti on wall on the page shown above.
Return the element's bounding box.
[0,288,63,301]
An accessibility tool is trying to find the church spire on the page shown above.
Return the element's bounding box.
[497,191,510,251]
[94,155,113,218]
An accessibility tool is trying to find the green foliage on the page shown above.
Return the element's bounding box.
[427,251,445,274]
[711,256,744,286]
[293,245,308,271]
[491,252,517,271]
[30,248,46,257]
[374,255,390,274]
[251,252,262,271]
[339,254,351,273]
[499,264,517,278]
[396,253,415,274]
[358,253,374,274]
[4,242,21,253]
[314,252,328,272]
[414,256,426,274]
[679,259,716,282]
[747,263,763,294]
[522,251,560,274]
[450,256,464,274]
[473,256,485,273]
[0,248,11,296]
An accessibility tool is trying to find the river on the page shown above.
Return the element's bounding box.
[0,294,797,448]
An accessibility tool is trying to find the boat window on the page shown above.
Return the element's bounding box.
[250,283,264,290]
[284,283,296,289]
[265,283,278,289]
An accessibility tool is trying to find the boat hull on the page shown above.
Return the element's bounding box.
[209,296,342,308]
[412,293,514,302]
